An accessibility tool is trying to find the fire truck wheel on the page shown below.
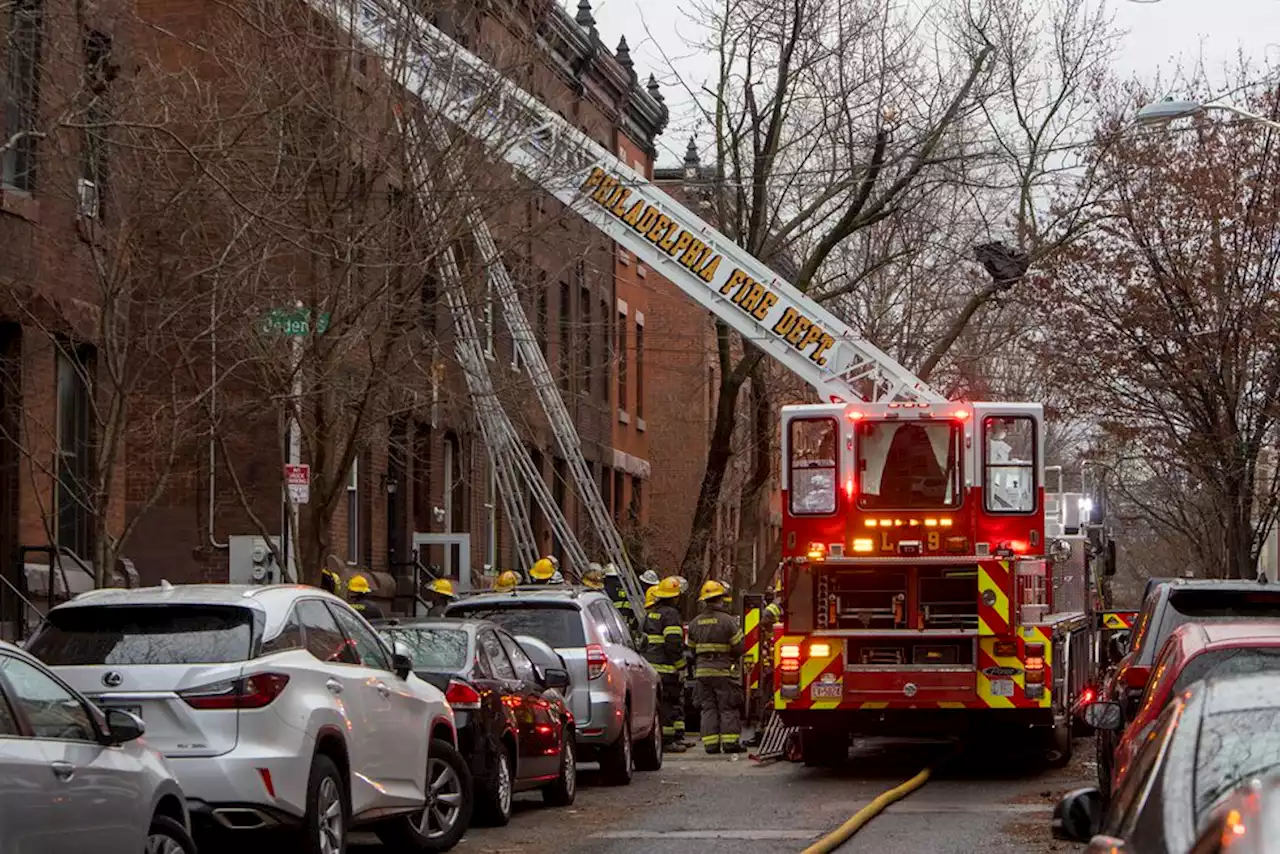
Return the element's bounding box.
[800,727,848,768]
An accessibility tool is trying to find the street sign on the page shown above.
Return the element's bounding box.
[261,307,331,337]
[285,463,311,505]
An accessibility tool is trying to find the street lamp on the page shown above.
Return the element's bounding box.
[1136,98,1280,132]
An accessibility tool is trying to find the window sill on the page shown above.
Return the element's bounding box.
[617,409,630,425]
[0,188,39,222]
[636,417,646,432]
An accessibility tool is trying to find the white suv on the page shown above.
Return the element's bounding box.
[27,583,470,853]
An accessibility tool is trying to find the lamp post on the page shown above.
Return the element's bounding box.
[1136,98,1280,132]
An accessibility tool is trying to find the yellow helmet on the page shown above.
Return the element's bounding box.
[699,579,728,602]
[644,585,659,609]
[530,557,556,581]
[654,576,682,599]
[582,568,605,590]
[348,575,372,595]
[495,570,521,592]
[427,578,457,598]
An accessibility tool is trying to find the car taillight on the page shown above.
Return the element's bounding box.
[1124,665,1151,689]
[586,644,607,680]
[445,679,481,710]
[180,673,289,710]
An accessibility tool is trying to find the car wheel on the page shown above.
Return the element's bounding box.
[146,815,197,854]
[542,729,577,807]
[302,754,348,854]
[1095,730,1113,800]
[633,709,663,772]
[376,738,473,852]
[599,715,633,786]
[476,745,514,827]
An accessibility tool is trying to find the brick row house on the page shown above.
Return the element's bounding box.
[0,0,690,618]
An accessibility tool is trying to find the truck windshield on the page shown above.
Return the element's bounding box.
[857,421,961,510]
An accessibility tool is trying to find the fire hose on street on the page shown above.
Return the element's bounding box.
[798,764,934,854]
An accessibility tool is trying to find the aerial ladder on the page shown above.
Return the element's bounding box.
[305,0,947,624]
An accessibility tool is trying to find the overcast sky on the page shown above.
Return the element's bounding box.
[563,0,1279,166]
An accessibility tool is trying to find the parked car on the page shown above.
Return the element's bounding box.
[375,617,577,825]
[1188,772,1280,854]
[1105,621,1280,794]
[445,585,663,785]
[1092,578,1280,798]
[1057,672,1280,852]
[0,639,196,854]
[26,583,471,853]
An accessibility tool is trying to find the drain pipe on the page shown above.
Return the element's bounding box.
[209,282,226,550]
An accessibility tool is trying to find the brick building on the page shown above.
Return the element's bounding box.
[0,0,673,613]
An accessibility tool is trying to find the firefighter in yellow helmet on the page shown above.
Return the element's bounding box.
[347,574,385,621]
[688,579,743,754]
[582,565,606,591]
[529,556,558,583]
[603,564,638,634]
[494,570,521,593]
[644,576,689,752]
[319,568,344,596]
[424,578,457,616]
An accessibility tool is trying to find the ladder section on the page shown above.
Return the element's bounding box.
[414,118,649,623]
[322,0,944,405]
[436,244,590,577]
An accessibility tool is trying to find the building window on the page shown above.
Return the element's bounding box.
[444,432,465,532]
[558,282,571,391]
[629,476,643,523]
[80,29,112,218]
[56,349,92,558]
[598,463,612,517]
[536,275,548,357]
[346,457,360,563]
[421,273,439,336]
[552,457,566,564]
[600,299,610,400]
[613,470,624,525]
[580,285,592,396]
[616,311,628,414]
[2,0,43,192]
[485,458,497,572]
[635,321,645,422]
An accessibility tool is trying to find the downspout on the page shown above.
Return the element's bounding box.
[209,280,226,549]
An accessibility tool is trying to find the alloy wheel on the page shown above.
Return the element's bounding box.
[563,738,576,797]
[417,756,465,839]
[623,722,632,772]
[317,777,344,854]
[145,834,186,854]
[497,753,512,817]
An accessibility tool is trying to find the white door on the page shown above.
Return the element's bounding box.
[414,533,472,614]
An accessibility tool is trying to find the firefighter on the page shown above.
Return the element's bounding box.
[640,569,660,587]
[689,579,744,754]
[494,569,521,593]
[529,556,557,584]
[319,568,343,596]
[643,577,688,752]
[347,575,385,621]
[603,564,638,633]
[582,566,606,591]
[424,578,457,616]
[763,579,784,629]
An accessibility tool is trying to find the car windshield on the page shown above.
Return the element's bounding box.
[1144,590,1280,664]
[1195,705,1280,817]
[378,627,469,672]
[28,605,255,665]
[857,421,962,510]
[1173,648,1280,700]
[446,603,586,648]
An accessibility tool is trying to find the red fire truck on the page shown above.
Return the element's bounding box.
[775,400,1093,765]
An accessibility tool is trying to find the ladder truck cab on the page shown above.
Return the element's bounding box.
[777,400,1091,763]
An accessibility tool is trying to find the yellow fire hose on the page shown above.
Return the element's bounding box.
[799,766,932,854]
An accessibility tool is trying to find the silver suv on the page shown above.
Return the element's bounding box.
[446,586,662,784]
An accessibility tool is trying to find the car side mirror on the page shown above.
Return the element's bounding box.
[542,667,571,691]
[392,652,413,680]
[1052,787,1105,842]
[104,708,146,745]
[1083,702,1124,731]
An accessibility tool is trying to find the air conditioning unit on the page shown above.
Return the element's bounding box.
[76,178,99,219]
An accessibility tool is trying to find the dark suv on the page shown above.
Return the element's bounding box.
[1094,578,1280,798]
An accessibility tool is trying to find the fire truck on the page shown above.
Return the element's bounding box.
[315,0,1096,764]
[777,403,1094,763]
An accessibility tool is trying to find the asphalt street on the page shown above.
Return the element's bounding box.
[351,736,1094,853]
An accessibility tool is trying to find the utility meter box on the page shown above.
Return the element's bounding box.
[229,536,283,586]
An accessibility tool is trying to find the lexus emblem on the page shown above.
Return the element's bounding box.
[102,671,123,688]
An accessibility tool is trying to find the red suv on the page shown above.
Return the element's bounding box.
[1092,579,1280,798]
[1105,621,1280,794]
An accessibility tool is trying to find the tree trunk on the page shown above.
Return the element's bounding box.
[679,368,749,582]
[733,364,774,594]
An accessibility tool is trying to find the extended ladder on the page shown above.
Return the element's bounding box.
[312,0,945,406]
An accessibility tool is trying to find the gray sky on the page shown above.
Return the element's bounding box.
[564,0,1279,166]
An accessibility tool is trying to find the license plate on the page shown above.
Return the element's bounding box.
[990,680,1015,697]
[810,683,843,699]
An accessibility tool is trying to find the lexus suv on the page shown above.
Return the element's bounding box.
[446,586,662,785]
[27,583,471,853]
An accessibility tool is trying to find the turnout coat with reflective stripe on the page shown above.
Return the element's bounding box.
[643,604,685,673]
[688,604,743,678]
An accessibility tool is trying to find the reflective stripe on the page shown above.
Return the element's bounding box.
[652,663,679,674]
[702,734,721,745]
[663,726,677,736]
[694,642,731,653]
[695,667,736,678]
[663,626,684,637]
[730,631,743,644]
[646,635,665,645]
[720,733,740,744]
[674,721,686,732]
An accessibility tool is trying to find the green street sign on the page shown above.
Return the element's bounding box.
[261,307,331,337]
